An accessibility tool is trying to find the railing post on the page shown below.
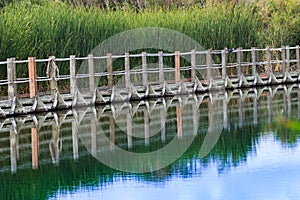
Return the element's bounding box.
[7,58,16,100]
[296,45,300,73]
[175,51,180,82]
[206,49,212,81]
[70,55,76,96]
[142,52,147,86]
[191,49,196,81]
[48,56,58,96]
[107,53,113,88]
[281,46,286,74]
[88,54,95,92]
[28,57,37,98]
[237,48,242,77]
[266,46,271,74]
[251,47,257,76]
[297,45,300,73]
[286,45,290,72]
[221,48,227,79]
[159,51,164,83]
[125,53,131,88]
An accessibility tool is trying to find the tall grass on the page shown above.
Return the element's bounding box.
[0,0,299,83]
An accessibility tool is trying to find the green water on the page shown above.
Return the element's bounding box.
[1,86,300,200]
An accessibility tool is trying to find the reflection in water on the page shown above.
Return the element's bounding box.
[0,85,300,199]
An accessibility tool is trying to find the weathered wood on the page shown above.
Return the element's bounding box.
[48,56,58,96]
[286,45,290,72]
[296,45,300,72]
[91,118,97,156]
[88,54,95,92]
[31,128,39,169]
[7,58,16,100]
[127,113,132,149]
[191,50,196,81]
[206,49,212,80]
[221,48,227,79]
[107,53,113,88]
[176,106,182,138]
[70,55,76,95]
[72,121,78,160]
[10,130,17,173]
[159,51,164,83]
[142,52,147,86]
[125,53,131,88]
[160,108,166,142]
[109,115,115,150]
[175,51,180,82]
[28,57,37,98]
[237,48,242,77]
[281,46,286,74]
[266,46,271,73]
[237,47,245,77]
[144,109,149,145]
[251,47,257,76]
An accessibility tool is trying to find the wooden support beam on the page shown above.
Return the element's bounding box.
[88,54,95,92]
[72,121,78,160]
[175,51,180,82]
[142,52,147,86]
[91,118,97,156]
[144,109,149,145]
[7,58,16,100]
[237,48,242,77]
[107,53,113,88]
[125,53,131,88]
[266,46,271,74]
[70,55,76,95]
[191,50,196,81]
[176,106,182,138]
[281,46,286,74]
[286,45,290,72]
[159,51,164,83]
[206,49,212,81]
[127,113,132,149]
[109,115,115,151]
[10,130,17,173]
[28,57,37,98]
[221,48,227,79]
[296,45,300,72]
[251,47,257,76]
[31,128,39,169]
[160,108,166,142]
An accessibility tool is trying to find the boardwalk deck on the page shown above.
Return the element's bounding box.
[0,45,299,117]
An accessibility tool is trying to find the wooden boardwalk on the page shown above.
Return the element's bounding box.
[0,45,299,117]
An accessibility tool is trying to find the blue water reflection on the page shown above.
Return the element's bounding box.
[1,85,300,199]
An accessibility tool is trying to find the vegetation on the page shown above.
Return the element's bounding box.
[0,0,299,92]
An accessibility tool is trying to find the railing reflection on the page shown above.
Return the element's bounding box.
[1,84,300,173]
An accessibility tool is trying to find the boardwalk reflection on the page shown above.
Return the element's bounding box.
[1,84,300,173]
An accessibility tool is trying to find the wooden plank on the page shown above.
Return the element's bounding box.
[88,54,95,92]
[206,49,212,80]
[297,45,300,72]
[281,46,286,74]
[175,51,180,82]
[7,58,16,100]
[191,49,196,81]
[237,48,242,77]
[107,53,113,88]
[70,55,76,95]
[221,48,227,79]
[31,128,39,169]
[142,52,147,86]
[286,45,290,72]
[251,47,257,76]
[125,53,131,88]
[28,57,37,98]
[159,51,164,83]
[176,106,182,138]
[266,46,271,73]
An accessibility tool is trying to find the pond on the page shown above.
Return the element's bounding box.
[1,85,300,199]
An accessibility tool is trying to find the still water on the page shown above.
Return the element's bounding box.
[1,85,300,199]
